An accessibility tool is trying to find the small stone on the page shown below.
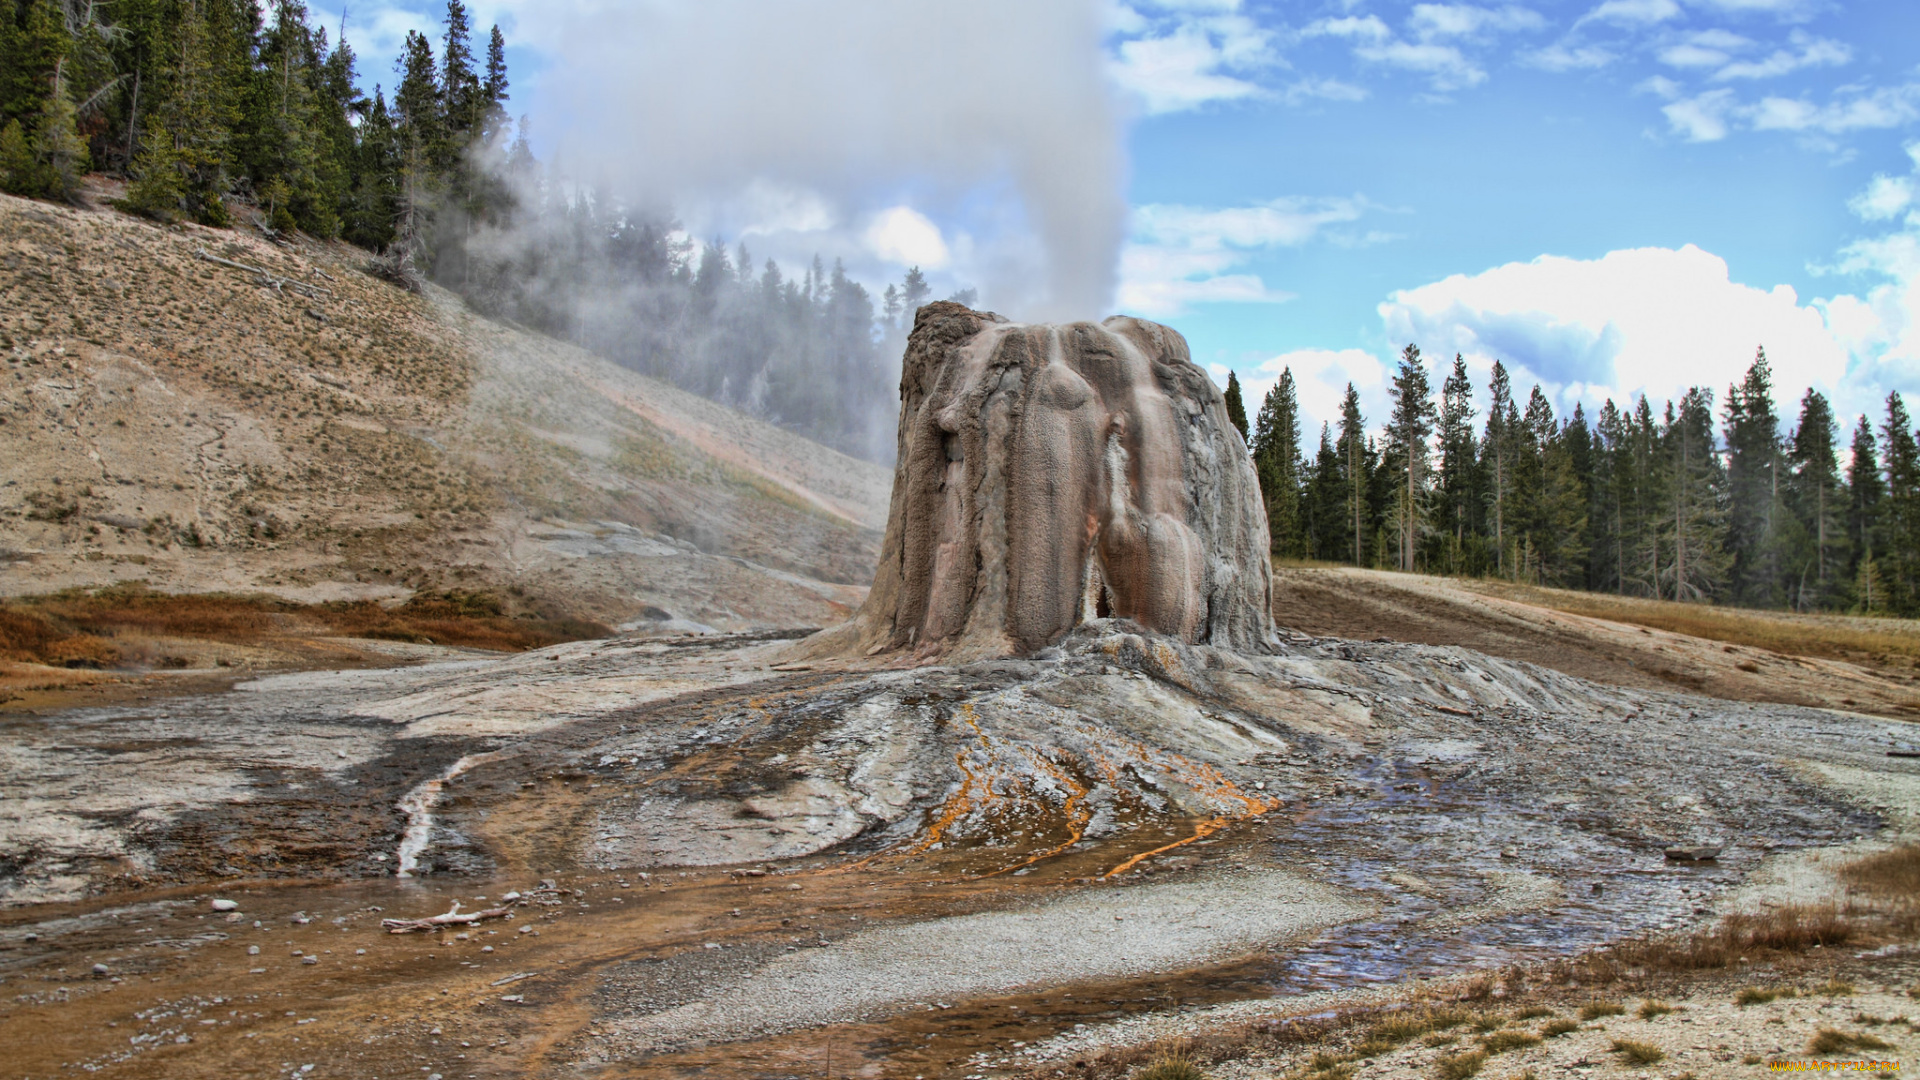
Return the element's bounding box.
[355,948,366,955]
[1500,848,1518,859]
[23,933,37,942]
[91,963,109,976]
[302,956,318,965]
[519,925,532,934]
[248,945,260,955]
[481,946,494,953]
[210,899,239,912]
[430,1027,442,1035]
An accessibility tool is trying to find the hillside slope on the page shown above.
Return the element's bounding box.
[0,194,892,631]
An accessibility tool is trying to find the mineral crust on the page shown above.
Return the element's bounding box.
[799,302,1275,662]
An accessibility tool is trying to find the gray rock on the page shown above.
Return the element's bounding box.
[797,302,1274,663]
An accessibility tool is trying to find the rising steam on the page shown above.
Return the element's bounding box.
[532,0,1125,319]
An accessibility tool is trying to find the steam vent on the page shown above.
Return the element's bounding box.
[802,301,1275,663]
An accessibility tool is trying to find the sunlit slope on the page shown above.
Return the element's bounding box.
[0,193,890,629]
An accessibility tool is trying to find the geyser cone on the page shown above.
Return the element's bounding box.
[798,301,1275,663]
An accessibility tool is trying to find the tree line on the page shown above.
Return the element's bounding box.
[0,0,937,461]
[1226,349,1920,616]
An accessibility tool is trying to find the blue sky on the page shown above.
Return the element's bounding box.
[321,0,1920,439]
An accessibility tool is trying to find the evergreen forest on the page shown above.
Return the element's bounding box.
[1234,346,1920,616]
[0,0,922,461]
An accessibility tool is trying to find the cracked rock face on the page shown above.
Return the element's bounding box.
[802,302,1274,662]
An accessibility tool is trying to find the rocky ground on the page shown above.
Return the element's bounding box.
[0,611,1914,1079]
[0,191,889,637]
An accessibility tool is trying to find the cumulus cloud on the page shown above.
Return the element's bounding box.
[1244,348,1390,437]
[533,0,1123,320]
[1118,196,1378,317]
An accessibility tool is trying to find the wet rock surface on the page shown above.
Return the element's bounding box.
[1,617,1913,1077]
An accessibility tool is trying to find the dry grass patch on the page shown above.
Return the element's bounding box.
[1435,1049,1489,1080]
[1637,999,1675,1019]
[1137,1044,1209,1080]
[1577,1001,1625,1021]
[1807,1028,1894,1057]
[1479,1031,1542,1055]
[1480,583,1920,669]
[1737,986,1797,1006]
[1609,1039,1665,1065]
[1812,979,1857,997]
[1539,1019,1579,1038]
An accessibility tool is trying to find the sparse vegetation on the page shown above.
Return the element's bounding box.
[1479,1031,1542,1055]
[1609,1039,1665,1065]
[1737,986,1796,1006]
[1813,980,1857,997]
[1637,999,1675,1019]
[1807,1028,1894,1056]
[1136,1046,1208,1080]
[1578,1001,1625,1021]
[1539,1019,1579,1038]
[1435,1049,1489,1080]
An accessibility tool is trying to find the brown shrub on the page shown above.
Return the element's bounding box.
[1843,844,1920,899]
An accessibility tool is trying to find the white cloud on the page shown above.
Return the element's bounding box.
[1652,83,1920,142]
[1407,4,1545,41]
[1850,170,1918,223]
[1578,0,1681,26]
[1374,245,1863,422]
[1712,35,1850,81]
[1282,76,1371,104]
[1118,196,1374,317]
[1247,348,1389,437]
[1108,4,1273,114]
[1112,26,1264,113]
[1303,15,1393,42]
[863,206,950,269]
[1521,43,1615,71]
[1662,89,1737,141]
[1687,0,1820,20]
[1355,40,1487,91]
[1747,86,1920,136]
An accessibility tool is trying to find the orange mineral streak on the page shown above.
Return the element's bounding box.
[1088,734,1280,879]
[980,748,1093,879]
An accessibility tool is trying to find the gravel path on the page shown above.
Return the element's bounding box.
[592,868,1368,1057]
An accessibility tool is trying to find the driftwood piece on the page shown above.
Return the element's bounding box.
[381,901,511,934]
[194,246,333,301]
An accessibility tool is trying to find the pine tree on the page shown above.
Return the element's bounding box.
[1724,348,1785,607]
[1786,388,1845,610]
[1336,383,1370,565]
[1664,388,1729,601]
[1251,369,1303,559]
[30,60,91,202]
[1435,355,1477,572]
[121,116,185,218]
[1848,414,1884,612]
[1482,362,1517,576]
[1385,344,1435,573]
[1881,393,1920,615]
[1305,423,1341,560]
[1592,399,1629,593]
[1223,371,1249,444]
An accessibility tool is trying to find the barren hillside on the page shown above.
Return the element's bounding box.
[0,193,892,633]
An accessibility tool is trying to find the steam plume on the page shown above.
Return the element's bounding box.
[534,0,1124,319]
